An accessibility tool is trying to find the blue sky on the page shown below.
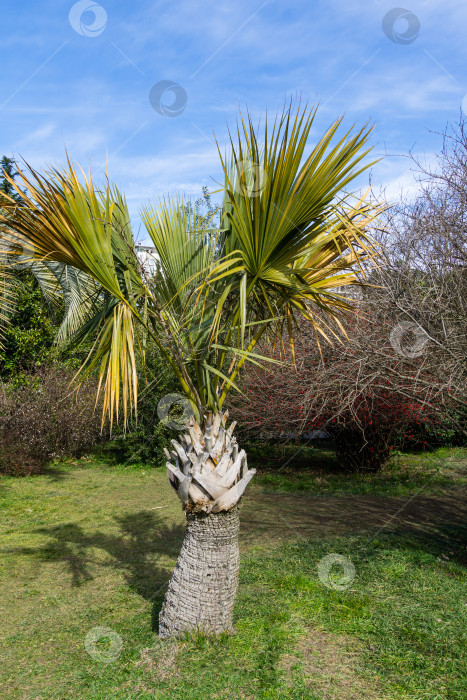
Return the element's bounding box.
[1,0,466,240]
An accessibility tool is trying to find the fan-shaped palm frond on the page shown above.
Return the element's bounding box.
[0,103,383,426]
[40,262,102,345]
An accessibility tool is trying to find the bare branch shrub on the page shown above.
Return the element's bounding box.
[0,366,106,475]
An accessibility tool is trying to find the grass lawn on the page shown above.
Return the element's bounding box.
[0,446,466,699]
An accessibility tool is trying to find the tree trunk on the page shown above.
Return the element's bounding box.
[158,507,240,638]
[159,410,255,638]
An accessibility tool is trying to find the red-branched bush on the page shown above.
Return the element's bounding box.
[230,316,440,472]
[315,393,432,471]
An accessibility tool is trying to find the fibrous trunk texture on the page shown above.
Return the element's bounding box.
[158,507,240,638]
[159,410,255,638]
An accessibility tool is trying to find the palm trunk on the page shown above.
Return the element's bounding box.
[158,507,240,638]
[159,410,255,638]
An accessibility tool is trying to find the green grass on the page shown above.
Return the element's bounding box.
[0,451,466,699]
[249,443,467,496]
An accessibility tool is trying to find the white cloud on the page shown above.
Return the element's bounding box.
[370,150,439,203]
[346,73,462,115]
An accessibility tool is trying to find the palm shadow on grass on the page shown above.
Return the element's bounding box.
[241,489,467,564]
[8,510,185,632]
[40,462,75,481]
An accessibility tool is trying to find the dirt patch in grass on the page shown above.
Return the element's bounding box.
[241,489,467,554]
[280,627,387,699]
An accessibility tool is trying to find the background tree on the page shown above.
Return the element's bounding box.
[0,104,381,638]
[0,270,57,376]
[0,156,58,374]
[373,116,467,422]
[0,156,22,202]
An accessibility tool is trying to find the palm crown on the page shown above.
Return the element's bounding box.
[0,104,381,426]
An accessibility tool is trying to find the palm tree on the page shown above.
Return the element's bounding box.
[0,104,381,638]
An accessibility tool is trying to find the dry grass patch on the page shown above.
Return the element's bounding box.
[136,640,185,681]
[280,627,388,699]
